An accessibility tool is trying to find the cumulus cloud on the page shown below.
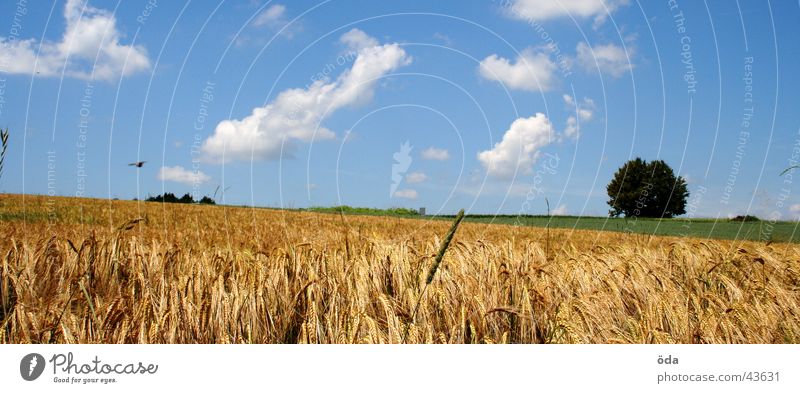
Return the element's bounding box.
[503,0,629,25]
[421,147,450,161]
[790,204,800,219]
[575,41,633,78]
[478,113,556,179]
[551,204,569,216]
[245,4,302,40]
[478,48,558,91]
[563,94,595,121]
[564,117,580,139]
[0,0,150,81]
[253,4,286,27]
[562,94,595,139]
[393,189,418,199]
[201,29,411,163]
[340,28,379,52]
[405,172,428,184]
[157,166,211,185]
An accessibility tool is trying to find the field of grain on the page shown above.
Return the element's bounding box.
[1,194,799,343]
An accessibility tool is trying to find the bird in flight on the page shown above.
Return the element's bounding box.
[128,161,146,168]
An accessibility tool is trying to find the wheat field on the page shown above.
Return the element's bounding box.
[1,194,799,344]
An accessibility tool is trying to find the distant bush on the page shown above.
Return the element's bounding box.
[386,207,420,216]
[146,193,176,203]
[198,196,216,205]
[146,193,215,205]
[178,193,194,204]
[731,215,760,222]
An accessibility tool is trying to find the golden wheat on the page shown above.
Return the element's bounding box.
[0,194,799,343]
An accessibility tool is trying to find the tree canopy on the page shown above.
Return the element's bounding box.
[145,193,216,205]
[606,158,689,218]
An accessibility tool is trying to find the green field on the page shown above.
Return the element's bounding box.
[297,205,800,243]
[428,215,800,243]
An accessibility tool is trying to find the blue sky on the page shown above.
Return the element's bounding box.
[1,0,799,218]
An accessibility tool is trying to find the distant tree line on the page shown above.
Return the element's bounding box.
[145,192,215,205]
[307,205,419,216]
[730,215,759,222]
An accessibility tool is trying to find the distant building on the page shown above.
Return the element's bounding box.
[419,207,426,216]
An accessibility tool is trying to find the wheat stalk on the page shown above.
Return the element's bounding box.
[425,209,465,285]
[0,128,8,180]
[404,209,465,342]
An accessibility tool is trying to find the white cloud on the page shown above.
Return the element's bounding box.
[393,189,418,199]
[405,172,428,184]
[247,4,303,39]
[562,94,595,139]
[551,204,569,216]
[564,117,579,139]
[340,28,379,52]
[478,48,558,91]
[421,147,450,161]
[503,0,629,25]
[201,29,411,162]
[790,204,800,219]
[432,32,453,46]
[157,166,211,185]
[477,113,556,179]
[578,104,594,121]
[575,41,633,78]
[0,0,150,81]
[563,94,595,121]
[253,4,286,27]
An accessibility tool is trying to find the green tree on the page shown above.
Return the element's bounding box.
[607,158,689,218]
[178,193,195,204]
[198,196,216,205]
